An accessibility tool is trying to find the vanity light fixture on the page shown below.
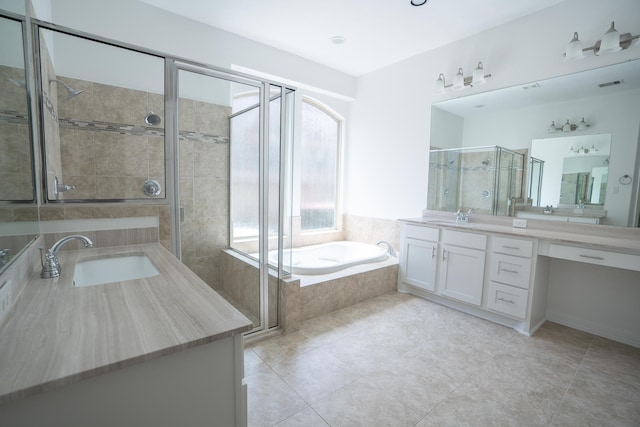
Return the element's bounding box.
[435,62,492,93]
[564,21,639,61]
[548,117,590,133]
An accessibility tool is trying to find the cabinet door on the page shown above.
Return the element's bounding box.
[439,244,485,306]
[400,237,438,291]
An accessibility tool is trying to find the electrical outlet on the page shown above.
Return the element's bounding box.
[0,280,12,321]
[512,219,528,228]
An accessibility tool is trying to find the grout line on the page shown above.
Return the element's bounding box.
[546,336,595,426]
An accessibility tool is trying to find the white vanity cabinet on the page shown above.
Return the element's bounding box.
[399,217,640,346]
[398,224,487,306]
[399,224,439,291]
[486,236,534,319]
[438,230,486,306]
[398,220,543,337]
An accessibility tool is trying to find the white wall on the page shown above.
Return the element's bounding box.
[347,0,640,220]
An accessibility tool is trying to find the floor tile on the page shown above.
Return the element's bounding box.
[273,407,329,427]
[246,367,308,427]
[550,366,640,426]
[246,292,640,427]
[312,380,424,427]
[268,347,362,404]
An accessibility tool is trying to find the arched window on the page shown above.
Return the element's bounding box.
[300,98,341,230]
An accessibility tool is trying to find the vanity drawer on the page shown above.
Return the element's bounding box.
[490,253,532,289]
[491,236,533,258]
[486,281,528,319]
[442,229,487,250]
[548,244,640,272]
[405,224,439,242]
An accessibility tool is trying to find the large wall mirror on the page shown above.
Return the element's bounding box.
[0,11,39,275]
[429,59,640,227]
[37,26,166,202]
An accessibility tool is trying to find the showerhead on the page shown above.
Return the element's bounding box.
[49,78,84,100]
[481,159,490,167]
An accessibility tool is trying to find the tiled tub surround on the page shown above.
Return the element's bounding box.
[222,248,398,334]
[0,243,252,426]
[245,292,640,427]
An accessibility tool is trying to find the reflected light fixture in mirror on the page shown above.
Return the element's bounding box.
[564,21,639,60]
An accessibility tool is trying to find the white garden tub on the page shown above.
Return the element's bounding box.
[270,241,388,275]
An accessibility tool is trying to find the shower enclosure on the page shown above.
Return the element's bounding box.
[428,145,525,216]
[33,20,295,336]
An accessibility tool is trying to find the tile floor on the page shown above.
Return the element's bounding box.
[244,292,640,427]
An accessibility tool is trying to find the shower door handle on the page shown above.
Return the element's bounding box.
[180,207,185,223]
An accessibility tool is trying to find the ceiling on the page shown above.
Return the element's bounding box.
[139,0,566,76]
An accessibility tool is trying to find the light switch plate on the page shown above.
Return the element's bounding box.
[512,219,528,228]
[0,280,12,321]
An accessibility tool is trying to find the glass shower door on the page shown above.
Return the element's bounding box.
[175,66,264,329]
[172,64,293,334]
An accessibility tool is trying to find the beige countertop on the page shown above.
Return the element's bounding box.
[0,243,252,404]
[401,215,640,254]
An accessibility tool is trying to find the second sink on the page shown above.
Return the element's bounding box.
[73,253,159,287]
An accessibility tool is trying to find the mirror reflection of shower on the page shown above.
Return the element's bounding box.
[49,78,84,100]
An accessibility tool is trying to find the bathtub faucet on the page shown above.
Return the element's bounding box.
[376,241,396,257]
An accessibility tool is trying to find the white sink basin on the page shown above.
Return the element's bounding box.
[73,254,159,287]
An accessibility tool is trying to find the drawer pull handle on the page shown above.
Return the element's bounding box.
[502,245,521,250]
[442,249,447,262]
[498,297,516,304]
[501,268,519,274]
[432,246,436,259]
[579,254,605,260]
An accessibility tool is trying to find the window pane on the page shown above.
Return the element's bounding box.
[300,101,339,230]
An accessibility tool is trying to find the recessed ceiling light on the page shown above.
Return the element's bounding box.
[410,0,428,6]
[330,36,346,45]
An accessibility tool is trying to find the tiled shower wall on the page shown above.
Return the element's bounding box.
[54,76,165,200]
[177,99,232,290]
[0,65,33,201]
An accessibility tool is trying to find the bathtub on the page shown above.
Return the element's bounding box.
[270,241,388,275]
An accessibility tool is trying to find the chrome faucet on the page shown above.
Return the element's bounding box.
[454,209,475,223]
[376,240,396,257]
[40,235,93,278]
[0,248,10,268]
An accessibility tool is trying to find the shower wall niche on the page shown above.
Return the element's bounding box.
[428,145,525,216]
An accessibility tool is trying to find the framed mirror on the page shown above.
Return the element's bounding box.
[0,11,38,275]
[429,59,640,227]
[37,26,166,202]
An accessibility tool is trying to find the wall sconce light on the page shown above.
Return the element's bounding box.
[564,21,639,61]
[435,62,491,93]
[548,117,590,133]
[569,145,599,155]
